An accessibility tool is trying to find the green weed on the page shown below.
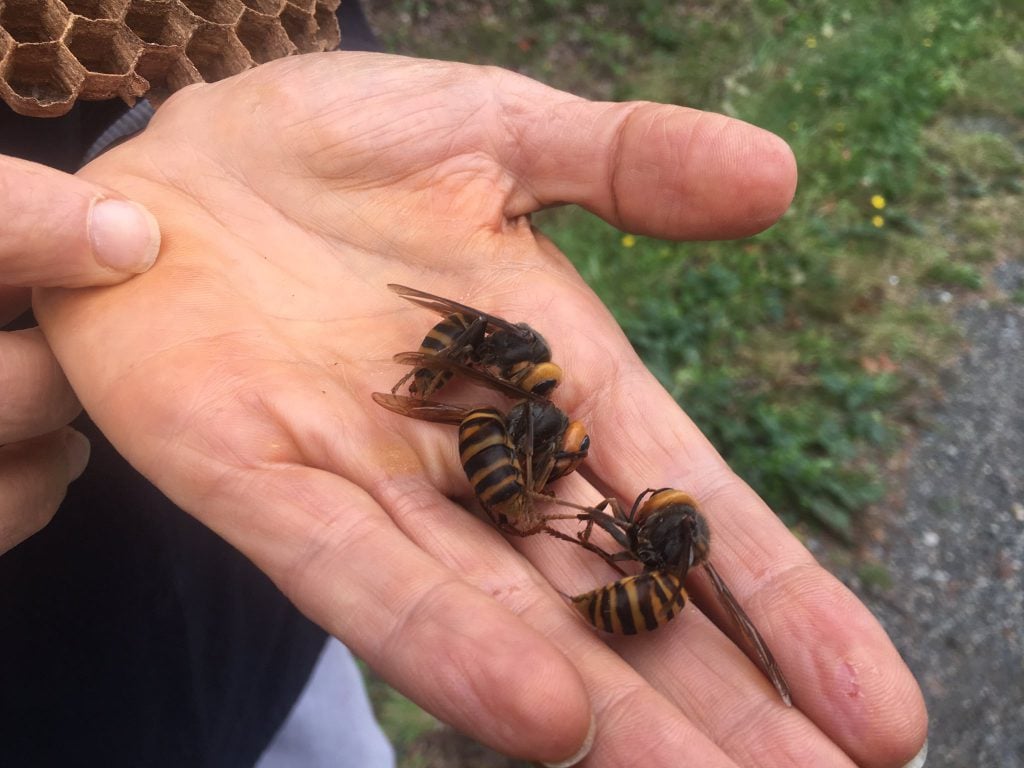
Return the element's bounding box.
[858,561,895,591]
[362,665,439,751]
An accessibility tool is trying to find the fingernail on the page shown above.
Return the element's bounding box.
[900,739,928,768]
[89,198,161,273]
[540,712,596,768]
[63,429,91,482]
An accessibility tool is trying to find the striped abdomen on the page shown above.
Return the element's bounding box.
[409,312,480,397]
[458,408,527,522]
[571,571,686,634]
[505,360,562,398]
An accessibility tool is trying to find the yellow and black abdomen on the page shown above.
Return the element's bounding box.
[410,312,480,396]
[458,408,526,519]
[571,571,686,634]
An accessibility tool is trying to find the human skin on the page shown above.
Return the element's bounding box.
[0,154,159,554]
[35,53,927,766]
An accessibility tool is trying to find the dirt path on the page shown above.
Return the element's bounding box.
[834,260,1024,766]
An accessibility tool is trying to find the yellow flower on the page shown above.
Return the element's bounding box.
[871,194,886,210]
[872,215,885,228]
[621,234,636,248]
[805,35,818,48]
[922,37,933,47]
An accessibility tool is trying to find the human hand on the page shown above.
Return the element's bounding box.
[35,54,926,766]
[0,154,159,555]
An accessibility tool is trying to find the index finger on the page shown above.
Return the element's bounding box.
[0,154,160,287]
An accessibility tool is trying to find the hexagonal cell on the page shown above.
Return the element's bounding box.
[284,0,315,13]
[185,22,252,82]
[0,0,70,44]
[313,4,338,51]
[236,10,295,65]
[80,63,148,102]
[278,3,316,51]
[239,0,286,14]
[125,1,195,47]
[0,41,85,115]
[62,0,130,21]
[133,46,180,92]
[180,0,244,25]
[160,52,202,95]
[65,18,137,75]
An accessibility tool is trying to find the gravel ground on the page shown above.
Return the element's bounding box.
[825,260,1024,767]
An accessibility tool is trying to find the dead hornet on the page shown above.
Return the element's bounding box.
[387,283,562,398]
[372,390,591,538]
[376,350,589,533]
[570,488,792,706]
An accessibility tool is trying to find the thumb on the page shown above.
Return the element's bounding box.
[1,154,160,288]
[496,75,797,240]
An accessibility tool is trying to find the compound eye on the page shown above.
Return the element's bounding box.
[532,380,557,397]
[562,422,590,454]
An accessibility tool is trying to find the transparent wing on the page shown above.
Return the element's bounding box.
[371,392,469,425]
[702,561,793,707]
[388,283,531,337]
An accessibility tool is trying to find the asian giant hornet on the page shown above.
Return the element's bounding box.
[570,488,793,706]
[373,349,591,537]
[372,390,590,537]
[387,283,562,398]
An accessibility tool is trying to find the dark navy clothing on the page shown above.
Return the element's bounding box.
[0,418,326,767]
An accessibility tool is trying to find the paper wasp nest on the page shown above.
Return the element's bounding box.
[0,0,341,117]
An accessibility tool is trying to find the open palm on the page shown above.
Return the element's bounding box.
[36,53,925,767]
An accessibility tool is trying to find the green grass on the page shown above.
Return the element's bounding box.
[368,0,1024,539]
[857,560,895,591]
[361,663,441,754]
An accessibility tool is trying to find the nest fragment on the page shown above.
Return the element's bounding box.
[0,0,341,117]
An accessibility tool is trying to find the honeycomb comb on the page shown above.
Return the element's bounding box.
[0,0,342,117]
